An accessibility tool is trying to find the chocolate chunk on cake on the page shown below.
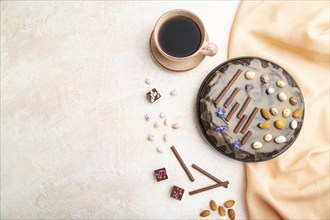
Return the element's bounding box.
[196,57,305,162]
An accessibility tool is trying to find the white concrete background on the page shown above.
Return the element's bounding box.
[1,1,246,219]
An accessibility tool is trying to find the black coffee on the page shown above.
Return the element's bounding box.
[158,16,201,57]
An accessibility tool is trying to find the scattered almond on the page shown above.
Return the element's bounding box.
[258,122,271,129]
[200,210,210,217]
[224,200,235,208]
[199,199,237,218]
[218,206,226,216]
[210,200,217,211]
[228,209,236,220]
[292,108,302,118]
[260,108,271,120]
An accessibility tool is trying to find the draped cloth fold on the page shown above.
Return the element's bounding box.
[228,1,330,219]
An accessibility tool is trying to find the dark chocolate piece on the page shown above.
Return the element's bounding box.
[189,182,229,195]
[237,97,251,119]
[171,146,195,182]
[191,164,229,186]
[225,102,240,122]
[171,185,185,200]
[213,69,242,105]
[224,88,240,108]
[146,88,161,103]
[240,107,259,134]
[154,167,168,182]
[234,115,247,133]
[241,131,252,145]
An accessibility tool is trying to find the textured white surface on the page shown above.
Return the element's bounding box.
[1,1,246,219]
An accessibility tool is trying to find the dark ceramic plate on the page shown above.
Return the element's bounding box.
[196,57,305,162]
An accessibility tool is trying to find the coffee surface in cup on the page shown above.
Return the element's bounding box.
[158,16,201,58]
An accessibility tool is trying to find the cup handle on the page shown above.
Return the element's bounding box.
[201,42,218,57]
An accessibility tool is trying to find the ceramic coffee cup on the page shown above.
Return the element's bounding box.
[150,9,218,72]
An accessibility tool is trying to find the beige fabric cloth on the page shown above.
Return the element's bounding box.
[229,1,330,219]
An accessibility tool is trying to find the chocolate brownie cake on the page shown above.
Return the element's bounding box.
[196,57,305,162]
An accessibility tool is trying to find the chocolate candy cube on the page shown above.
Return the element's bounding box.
[170,185,184,200]
[154,167,168,182]
[146,88,161,103]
